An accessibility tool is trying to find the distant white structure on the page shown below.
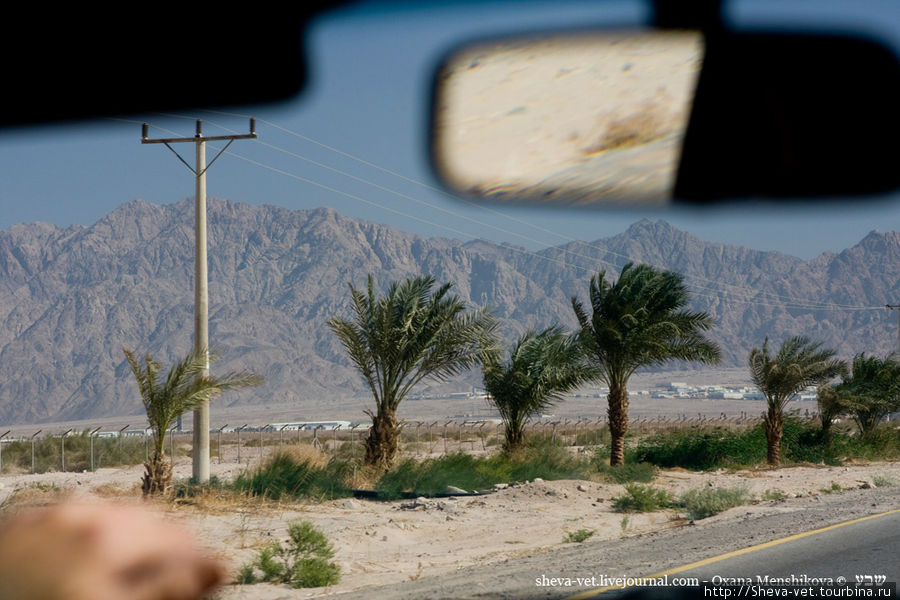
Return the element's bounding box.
[265,421,352,431]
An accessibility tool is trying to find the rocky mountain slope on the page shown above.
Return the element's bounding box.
[0,198,896,424]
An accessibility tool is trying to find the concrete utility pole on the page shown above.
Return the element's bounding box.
[142,119,257,483]
[887,305,900,355]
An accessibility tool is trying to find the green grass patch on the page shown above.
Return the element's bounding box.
[630,425,765,470]
[762,489,787,501]
[630,418,900,470]
[679,486,751,520]
[376,436,590,500]
[595,460,657,484]
[611,483,671,512]
[234,450,353,501]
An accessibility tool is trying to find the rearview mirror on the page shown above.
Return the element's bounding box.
[431,30,704,206]
[430,28,900,206]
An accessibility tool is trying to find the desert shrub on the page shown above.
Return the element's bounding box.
[595,460,656,484]
[611,483,671,512]
[819,481,843,494]
[872,475,896,488]
[679,486,751,520]
[234,449,353,501]
[563,528,596,543]
[237,520,340,588]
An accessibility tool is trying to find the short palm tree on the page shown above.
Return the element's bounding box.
[572,262,721,466]
[748,336,846,466]
[834,353,900,438]
[482,326,596,452]
[327,274,497,470]
[124,348,263,495]
[815,384,844,440]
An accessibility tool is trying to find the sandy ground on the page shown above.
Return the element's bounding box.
[2,443,898,600]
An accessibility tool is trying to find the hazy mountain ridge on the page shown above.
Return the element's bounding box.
[0,199,896,424]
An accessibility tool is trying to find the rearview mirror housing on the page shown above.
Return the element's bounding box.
[430,27,900,206]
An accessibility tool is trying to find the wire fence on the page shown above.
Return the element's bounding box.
[0,412,787,476]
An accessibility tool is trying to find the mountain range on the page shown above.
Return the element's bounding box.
[0,198,897,424]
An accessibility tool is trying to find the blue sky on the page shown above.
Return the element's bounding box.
[1,0,900,259]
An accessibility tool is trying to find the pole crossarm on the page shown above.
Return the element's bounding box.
[141,118,257,145]
[142,133,257,144]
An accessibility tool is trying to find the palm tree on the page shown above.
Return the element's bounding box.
[748,336,846,466]
[327,274,497,470]
[572,262,720,466]
[815,384,844,440]
[834,353,900,438]
[482,326,596,452]
[124,348,263,495]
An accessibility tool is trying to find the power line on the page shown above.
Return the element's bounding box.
[187,113,884,313]
[201,110,885,311]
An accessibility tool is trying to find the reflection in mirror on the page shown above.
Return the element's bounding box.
[432,31,704,206]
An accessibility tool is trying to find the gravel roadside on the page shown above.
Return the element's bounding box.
[330,485,900,600]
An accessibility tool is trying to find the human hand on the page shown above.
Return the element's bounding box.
[0,500,225,600]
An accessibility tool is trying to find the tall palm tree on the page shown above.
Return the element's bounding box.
[572,262,720,466]
[482,326,596,452]
[327,274,497,470]
[124,348,263,495]
[748,336,846,466]
[834,353,900,438]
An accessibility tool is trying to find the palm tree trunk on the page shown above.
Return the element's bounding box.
[765,407,783,466]
[364,410,400,470]
[607,385,629,467]
[503,424,525,453]
[141,453,173,496]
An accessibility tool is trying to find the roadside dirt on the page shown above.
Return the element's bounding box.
[2,454,898,599]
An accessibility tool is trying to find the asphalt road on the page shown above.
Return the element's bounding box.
[333,486,900,600]
[596,508,900,599]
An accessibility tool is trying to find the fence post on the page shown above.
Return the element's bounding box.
[236,424,248,464]
[30,429,42,474]
[260,426,267,462]
[0,430,9,473]
[61,429,73,472]
[89,426,101,472]
[428,421,437,452]
[118,425,129,463]
[443,421,452,455]
[218,424,228,465]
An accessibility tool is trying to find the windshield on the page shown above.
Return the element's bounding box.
[0,2,899,600]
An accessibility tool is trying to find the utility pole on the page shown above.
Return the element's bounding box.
[887,304,900,355]
[142,119,257,483]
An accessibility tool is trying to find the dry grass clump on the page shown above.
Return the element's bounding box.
[277,443,331,470]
